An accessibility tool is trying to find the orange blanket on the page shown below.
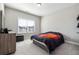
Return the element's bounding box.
[39,33,60,40]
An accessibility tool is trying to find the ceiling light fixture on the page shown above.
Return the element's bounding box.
[36,3,42,6]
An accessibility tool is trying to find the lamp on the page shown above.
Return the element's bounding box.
[36,3,42,6]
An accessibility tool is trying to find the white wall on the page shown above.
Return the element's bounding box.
[0,4,2,29]
[0,3,5,28]
[41,4,79,43]
[0,3,3,11]
[5,7,41,39]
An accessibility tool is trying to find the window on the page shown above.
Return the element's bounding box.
[18,18,35,33]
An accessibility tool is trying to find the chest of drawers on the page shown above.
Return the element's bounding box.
[0,33,16,55]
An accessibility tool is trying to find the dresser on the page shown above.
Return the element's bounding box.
[0,33,16,55]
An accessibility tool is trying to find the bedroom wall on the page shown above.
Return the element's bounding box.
[0,3,5,29]
[0,4,2,29]
[41,4,79,43]
[4,6,41,39]
[0,11,2,29]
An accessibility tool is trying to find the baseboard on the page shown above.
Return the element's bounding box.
[65,40,79,46]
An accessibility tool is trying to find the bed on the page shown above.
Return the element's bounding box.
[31,31,64,54]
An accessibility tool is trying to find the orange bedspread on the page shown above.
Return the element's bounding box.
[39,33,60,40]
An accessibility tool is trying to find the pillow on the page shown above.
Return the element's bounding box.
[39,33,60,40]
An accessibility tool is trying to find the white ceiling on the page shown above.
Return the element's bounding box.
[5,3,77,16]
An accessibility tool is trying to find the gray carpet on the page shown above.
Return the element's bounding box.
[12,39,79,55]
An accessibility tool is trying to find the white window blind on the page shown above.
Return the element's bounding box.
[18,18,35,33]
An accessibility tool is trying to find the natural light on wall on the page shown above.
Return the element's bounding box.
[18,18,35,33]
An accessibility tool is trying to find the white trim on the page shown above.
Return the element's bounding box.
[65,40,79,46]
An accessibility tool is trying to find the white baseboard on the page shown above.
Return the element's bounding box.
[65,40,79,46]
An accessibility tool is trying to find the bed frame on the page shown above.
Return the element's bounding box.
[32,39,50,54]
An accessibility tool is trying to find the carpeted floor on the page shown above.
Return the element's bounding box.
[12,39,79,55]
